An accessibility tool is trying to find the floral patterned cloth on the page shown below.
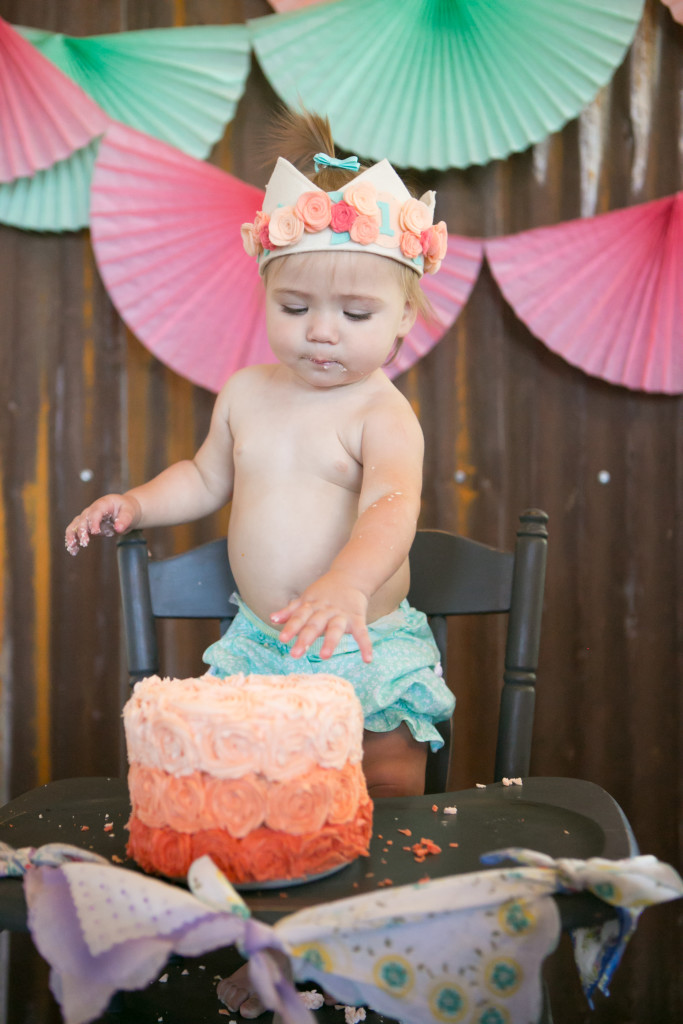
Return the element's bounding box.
[20,848,683,1024]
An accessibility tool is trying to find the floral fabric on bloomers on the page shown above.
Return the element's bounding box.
[202,596,455,751]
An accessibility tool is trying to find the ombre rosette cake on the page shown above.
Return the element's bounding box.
[123,673,373,884]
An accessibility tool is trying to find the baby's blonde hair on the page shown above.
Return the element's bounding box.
[263,107,433,345]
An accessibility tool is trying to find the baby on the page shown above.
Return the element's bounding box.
[65,111,454,1014]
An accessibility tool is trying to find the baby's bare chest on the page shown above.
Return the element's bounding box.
[231,400,363,491]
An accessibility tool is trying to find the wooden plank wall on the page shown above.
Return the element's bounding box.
[0,0,681,1021]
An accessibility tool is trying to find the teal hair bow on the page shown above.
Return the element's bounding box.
[313,152,360,173]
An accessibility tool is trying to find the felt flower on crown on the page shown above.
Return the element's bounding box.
[241,152,447,277]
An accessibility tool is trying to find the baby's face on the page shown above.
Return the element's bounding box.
[264,251,416,389]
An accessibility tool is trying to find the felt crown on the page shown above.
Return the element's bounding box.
[241,156,448,277]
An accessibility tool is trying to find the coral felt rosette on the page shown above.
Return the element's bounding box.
[123,673,373,884]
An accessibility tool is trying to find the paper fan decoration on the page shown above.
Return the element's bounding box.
[387,236,484,378]
[90,122,272,392]
[269,1,330,9]
[486,193,683,394]
[0,17,107,183]
[249,0,645,171]
[17,23,251,159]
[0,141,97,232]
[661,0,683,23]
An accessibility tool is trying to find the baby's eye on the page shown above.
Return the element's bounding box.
[345,311,372,321]
[282,305,307,316]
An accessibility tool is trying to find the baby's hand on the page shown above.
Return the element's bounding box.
[64,494,141,556]
[272,573,372,663]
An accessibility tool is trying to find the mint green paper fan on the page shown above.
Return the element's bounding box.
[250,0,645,170]
[0,141,96,232]
[17,24,250,159]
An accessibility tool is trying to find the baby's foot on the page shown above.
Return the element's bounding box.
[217,963,266,1019]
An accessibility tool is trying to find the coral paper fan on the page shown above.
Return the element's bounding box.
[90,122,272,392]
[486,193,683,394]
[250,0,645,171]
[17,24,250,160]
[660,0,683,25]
[0,18,107,183]
[386,235,484,379]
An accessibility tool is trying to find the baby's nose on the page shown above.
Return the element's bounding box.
[306,312,338,343]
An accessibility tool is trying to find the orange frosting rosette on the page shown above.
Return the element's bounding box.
[127,763,167,829]
[127,816,192,879]
[127,799,373,883]
[203,773,268,837]
[328,762,364,824]
[265,769,332,835]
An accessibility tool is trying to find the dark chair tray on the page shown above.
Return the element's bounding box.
[0,774,637,933]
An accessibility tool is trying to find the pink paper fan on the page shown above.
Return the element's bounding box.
[485,193,683,394]
[661,0,683,24]
[269,1,330,9]
[0,17,107,183]
[90,122,272,392]
[387,236,484,379]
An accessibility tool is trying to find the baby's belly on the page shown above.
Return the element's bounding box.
[227,494,409,626]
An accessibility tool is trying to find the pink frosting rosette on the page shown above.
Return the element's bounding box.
[204,773,268,838]
[330,200,358,234]
[314,709,363,770]
[295,190,332,232]
[268,205,304,247]
[350,214,381,246]
[265,770,332,835]
[268,677,321,720]
[142,709,199,776]
[344,181,379,218]
[262,720,317,781]
[195,719,266,779]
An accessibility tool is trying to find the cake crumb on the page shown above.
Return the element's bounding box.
[300,990,324,1009]
[431,804,439,812]
[475,783,486,789]
[443,806,457,814]
[449,842,459,848]
[344,1007,366,1023]
[111,854,123,863]
[158,974,168,983]
[397,828,412,836]
[104,822,114,832]
[80,825,90,831]
[181,969,189,975]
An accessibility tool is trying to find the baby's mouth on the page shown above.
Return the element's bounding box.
[307,356,343,369]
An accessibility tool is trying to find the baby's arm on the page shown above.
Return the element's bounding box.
[273,397,424,661]
[65,381,235,554]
